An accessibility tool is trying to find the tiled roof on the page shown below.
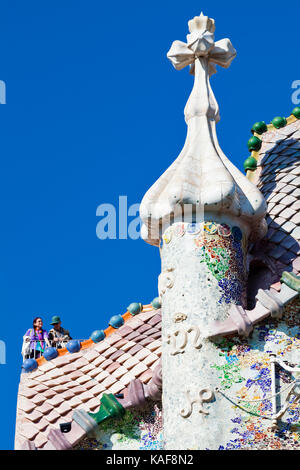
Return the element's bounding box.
[15,307,161,450]
[247,115,300,287]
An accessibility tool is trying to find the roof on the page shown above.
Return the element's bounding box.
[15,306,161,450]
[245,111,300,289]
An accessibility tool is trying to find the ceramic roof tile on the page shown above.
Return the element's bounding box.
[79,390,95,402]
[106,362,121,374]
[143,353,159,366]
[34,417,49,432]
[131,362,148,377]
[117,325,134,337]
[68,397,82,409]
[103,333,122,346]
[151,331,161,340]
[102,346,118,358]
[38,362,57,373]
[60,363,76,375]
[139,337,154,347]
[34,432,48,449]
[146,339,161,352]
[76,375,92,386]
[137,324,152,334]
[36,402,53,415]
[86,368,101,379]
[83,349,99,363]
[101,358,113,369]
[80,363,95,373]
[47,395,64,407]
[92,355,107,367]
[70,384,86,395]
[125,317,145,329]
[117,352,131,364]
[119,340,136,352]
[148,313,161,326]
[126,331,141,342]
[94,340,111,354]
[123,356,139,369]
[109,382,125,395]
[102,375,117,388]
[19,423,39,441]
[42,389,56,399]
[72,357,90,369]
[113,338,128,349]
[55,376,70,385]
[18,386,36,399]
[94,370,109,382]
[145,327,160,337]
[135,348,151,361]
[139,369,153,383]
[151,359,161,369]
[44,409,61,424]
[31,394,46,406]
[111,365,128,379]
[68,370,84,381]
[109,349,125,361]
[119,372,135,386]
[89,383,106,396]
[127,344,143,355]
[26,410,43,423]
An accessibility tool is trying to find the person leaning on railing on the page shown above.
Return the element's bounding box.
[48,315,72,349]
[22,317,50,360]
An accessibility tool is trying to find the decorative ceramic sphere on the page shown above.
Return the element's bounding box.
[272,116,287,129]
[43,347,58,361]
[247,136,262,152]
[151,297,161,309]
[127,302,142,315]
[23,358,38,372]
[66,339,81,353]
[251,121,267,135]
[90,330,105,343]
[243,156,257,172]
[109,314,124,328]
[292,107,300,119]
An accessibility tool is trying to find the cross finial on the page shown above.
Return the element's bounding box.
[167,13,236,75]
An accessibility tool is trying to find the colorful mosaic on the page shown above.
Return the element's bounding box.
[212,301,300,450]
[74,402,163,451]
[193,230,247,306]
[162,221,247,306]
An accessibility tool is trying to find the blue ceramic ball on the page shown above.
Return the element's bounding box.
[151,297,161,309]
[66,339,81,353]
[90,330,105,343]
[109,314,124,328]
[23,358,38,372]
[127,302,142,315]
[43,347,58,361]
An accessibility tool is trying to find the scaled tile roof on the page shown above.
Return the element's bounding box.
[247,114,300,289]
[15,307,161,450]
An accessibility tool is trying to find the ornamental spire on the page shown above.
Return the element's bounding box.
[140,13,267,246]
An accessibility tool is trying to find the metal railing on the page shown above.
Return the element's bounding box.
[23,338,86,360]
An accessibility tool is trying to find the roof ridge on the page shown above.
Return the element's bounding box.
[244,107,300,178]
[22,298,161,371]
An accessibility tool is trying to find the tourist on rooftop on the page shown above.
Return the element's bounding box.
[22,317,50,359]
[48,316,72,349]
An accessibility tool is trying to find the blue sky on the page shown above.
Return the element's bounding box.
[0,0,299,449]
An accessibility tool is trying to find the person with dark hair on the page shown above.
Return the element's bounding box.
[22,317,50,359]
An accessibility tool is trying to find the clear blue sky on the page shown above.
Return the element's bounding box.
[0,0,299,449]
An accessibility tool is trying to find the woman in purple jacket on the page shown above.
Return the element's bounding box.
[24,317,50,359]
